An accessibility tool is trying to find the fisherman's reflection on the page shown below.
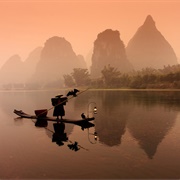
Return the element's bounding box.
[35,117,95,151]
[53,122,82,151]
[52,122,68,146]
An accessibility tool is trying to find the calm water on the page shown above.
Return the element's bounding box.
[0,89,180,179]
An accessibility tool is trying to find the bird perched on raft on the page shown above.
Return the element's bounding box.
[66,89,79,97]
[81,113,86,120]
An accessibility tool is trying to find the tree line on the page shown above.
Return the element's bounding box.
[64,64,180,89]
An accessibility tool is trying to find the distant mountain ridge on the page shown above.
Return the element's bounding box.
[0,15,178,88]
[0,47,42,85]
[0,55,24,84]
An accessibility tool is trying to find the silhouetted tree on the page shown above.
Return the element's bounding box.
[64,64,180,89]
[101,64,121,87]
[119,74,131,87]
[63,74,75,87]
[71,68,90,86]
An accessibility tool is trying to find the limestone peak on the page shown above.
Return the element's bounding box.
[143,15,155,27]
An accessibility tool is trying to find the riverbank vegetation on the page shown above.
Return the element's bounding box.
[64,64,180,89]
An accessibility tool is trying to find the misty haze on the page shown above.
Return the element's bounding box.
[0,1,180,179]
[0,15,179,90]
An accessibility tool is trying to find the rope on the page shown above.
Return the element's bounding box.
[36,88,90,117]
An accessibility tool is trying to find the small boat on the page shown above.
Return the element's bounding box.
[14,109,95,123]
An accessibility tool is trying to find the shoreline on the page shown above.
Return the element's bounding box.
[1,87,180,93]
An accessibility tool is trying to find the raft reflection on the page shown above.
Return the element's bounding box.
[35,118,96,151]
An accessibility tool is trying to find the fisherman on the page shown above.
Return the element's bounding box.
[51,94,67,120]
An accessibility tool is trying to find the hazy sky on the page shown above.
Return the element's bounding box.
[0,0,180,67]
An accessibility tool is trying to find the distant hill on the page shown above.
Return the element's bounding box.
[0,37,87,89]
[0,55,24,85]
[24,47,42,80]
[0,16,179,89]
[77,54,87,69]
[91,29,133,78]
[126,15,178,70]
[85,49,93,71]
[30,36,86,87]
[0,47,42,89]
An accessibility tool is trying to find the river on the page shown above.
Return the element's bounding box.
[0,89,180,179]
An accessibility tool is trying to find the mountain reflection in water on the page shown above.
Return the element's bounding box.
[80,91,178,159]
[7,90,180,156]
[0,90,180,179]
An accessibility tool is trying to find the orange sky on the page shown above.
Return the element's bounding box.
[0,0,180,67]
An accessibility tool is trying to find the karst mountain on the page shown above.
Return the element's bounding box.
[126,15,178,70]
[91,29,133,78]
[0,47,42,89]
[30,36,86,87]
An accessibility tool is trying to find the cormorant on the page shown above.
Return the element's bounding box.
[81,113,86,120]
[66,89,79,97]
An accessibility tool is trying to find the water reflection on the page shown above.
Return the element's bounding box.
[85,90,178,159]
[6,90,180,157]
[4,90,180,178]
[52,122,68,146]
[127,105,176,159]
[34,118,96,151]
[91,91,132,146]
